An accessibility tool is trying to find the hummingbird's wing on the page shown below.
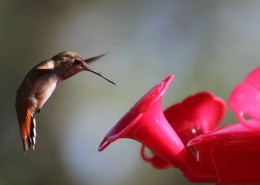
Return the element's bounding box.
[16,78,38,152]
[84,53,107,64]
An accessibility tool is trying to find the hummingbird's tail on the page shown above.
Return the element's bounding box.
[20,110,36,152]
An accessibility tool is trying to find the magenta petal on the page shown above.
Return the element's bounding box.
[98,75,174,152]
[244,67,260,90]
[228,67,260,128]
[164,92,225,144]
[99,74,193,169]
[140,91,225,169]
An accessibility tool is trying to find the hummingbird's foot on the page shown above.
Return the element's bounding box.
[35,108,41,113]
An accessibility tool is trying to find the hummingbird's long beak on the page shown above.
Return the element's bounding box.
[83,55,116,85]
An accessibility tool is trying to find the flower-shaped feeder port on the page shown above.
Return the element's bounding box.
[99,75,188,168]
[99,67,260,184]
[228,67,260,128]
[141,91,225,169]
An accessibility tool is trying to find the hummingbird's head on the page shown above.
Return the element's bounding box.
[52,51,115,84]
[52,51,86,78]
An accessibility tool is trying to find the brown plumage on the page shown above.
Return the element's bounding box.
[15,51,115,152]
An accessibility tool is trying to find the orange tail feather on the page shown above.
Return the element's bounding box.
[20,110,36,152]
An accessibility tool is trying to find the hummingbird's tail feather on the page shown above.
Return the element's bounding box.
[20,110,36,152]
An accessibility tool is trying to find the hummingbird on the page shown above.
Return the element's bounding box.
[15,51,115,152]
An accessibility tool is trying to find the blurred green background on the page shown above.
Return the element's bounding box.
[1,0,260,185]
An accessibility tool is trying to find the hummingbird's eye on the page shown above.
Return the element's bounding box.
[73,59,81,65]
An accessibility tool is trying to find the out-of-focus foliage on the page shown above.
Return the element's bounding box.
[1,0,260,185]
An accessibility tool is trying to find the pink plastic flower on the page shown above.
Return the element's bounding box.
[141,91,225,169]
[99,67,260,184]
[228,67,260,128]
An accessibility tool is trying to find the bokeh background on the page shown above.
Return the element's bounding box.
[1,0,260,185]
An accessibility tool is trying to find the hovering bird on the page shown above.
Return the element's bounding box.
[15,51,115,152]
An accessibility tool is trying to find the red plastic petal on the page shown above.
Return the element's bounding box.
[164,91,225,144]
[228,67,260,128]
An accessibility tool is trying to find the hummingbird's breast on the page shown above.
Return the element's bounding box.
[31,74,60,109]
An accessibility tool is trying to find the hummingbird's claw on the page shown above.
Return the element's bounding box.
[35,108,41,113]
